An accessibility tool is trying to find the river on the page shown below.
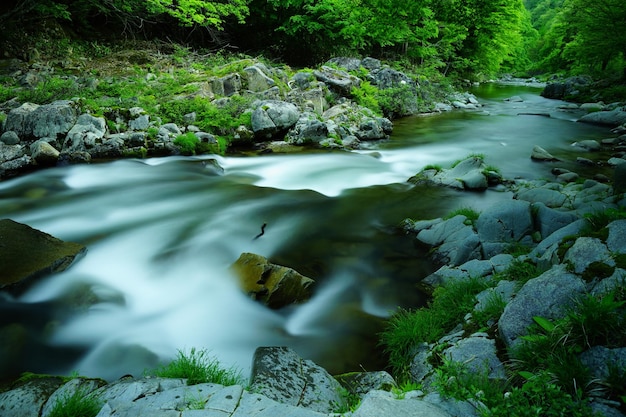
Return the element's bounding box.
[0,83,613,382]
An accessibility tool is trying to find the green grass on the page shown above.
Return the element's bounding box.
[493,259,542,287]
[380,278,490,380]
[444,206,481,225]
[47,388,102,417]
[151,348,243,386]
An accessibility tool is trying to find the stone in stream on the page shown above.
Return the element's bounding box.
[530,145,558,161]
[0,219,86,294]
[230,252,314,309]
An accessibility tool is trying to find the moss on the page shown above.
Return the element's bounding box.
[582,261,615,282]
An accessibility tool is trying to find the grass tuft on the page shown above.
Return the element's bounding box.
[152,348,242,386]
[48,388,102,417]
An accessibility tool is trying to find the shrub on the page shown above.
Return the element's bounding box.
[351,81,382,115]
[174,132,199,155]
[152,348,242,386]
[47,388,102,417]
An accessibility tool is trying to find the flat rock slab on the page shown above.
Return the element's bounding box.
[0,219,86,292]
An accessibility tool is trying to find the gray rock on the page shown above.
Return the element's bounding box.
[313,66,361,96]
[607,220,626,254]
[94,377,186,404]
[249,346,346,413]
[579,346,626,380]
[422,392,483,417]
[516,187,567,208]
[42,378,106,417]
[244,65,275,92]
[410,343,435,385]
[0,142,25,163]
[361,57,382,70]
[7,100,78,140]
[532,202,578,238]
[580,102,604,112]
[475,200,532,257]
[443,335,505,380]
[531,145,558,161]
[557,171,579,183]
[528,219,587,265]
[251,100,300,139]
[210,74,242,97]
[291,71,316,90]
[230,392,327,417]
[572,139,601,151]
[592,268,626,296]
[0,131,20,144]
[475,280,516,313]
[30,140,60,166]
[326,57,362,71]
[498,264,586,347]
[286,114,329,145]
[563,237,614,276]
[3,102,39,138]
[504,95,523,102]
[230,253,314,309]
[0,377,65,417]
[356,118,385,141]
[351,390,451,417]
[63,114,106,152]
[335,371,397,399]
[579,109,626,127]
[541,76,591,99]
[129,114,150,131]
[370,68,418,117]
[417,215,481,266]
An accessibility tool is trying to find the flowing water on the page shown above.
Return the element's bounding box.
[0,83,614,382]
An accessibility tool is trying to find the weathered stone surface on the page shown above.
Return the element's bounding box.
[4,101,78,140]
[475,200,532,257]
[42,378,106,417]
[30,140,60,166]
[249,346,346,413]
[313,66,361,96]
[417,215,481,266]
[475,280,517,314]
[414,156,491,190]
[0,219,86,293]
[563,237,615,276]
[443,335,505,380]
[498,264,586,347]
[335,371,396,399]
[532,202,578,238]
[607,219,626,254]
[516,186,567,208]
[63,114,107,152]
[579,346,626,381]
[285,113,329,145]
[422,392,482,417]
[230,392,326,417]
[0,131,20,145]
[579,109,626,127]
[230,253,314,309]
[244,65,275,92]
[0,377,65,417]
[251,100,300,139]
[572,139,601,151]
[350,390,451,417]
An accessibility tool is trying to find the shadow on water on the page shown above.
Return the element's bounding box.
[0,83,616,381]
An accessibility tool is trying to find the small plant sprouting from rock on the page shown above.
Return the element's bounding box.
[444,206,480,225]
[152,348,243,386]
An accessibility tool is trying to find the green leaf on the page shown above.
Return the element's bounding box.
[532,316,555,332]
[518,370,535,380]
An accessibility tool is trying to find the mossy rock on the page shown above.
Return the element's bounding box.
[0,219,86,293]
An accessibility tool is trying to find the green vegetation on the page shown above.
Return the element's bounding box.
[379,278,490,380]
[47,388,102,417]
[444,207,481,225]
[151,348,242,386]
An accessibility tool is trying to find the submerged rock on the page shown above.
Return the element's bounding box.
[0,219,86,294]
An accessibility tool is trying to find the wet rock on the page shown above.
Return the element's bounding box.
[0,131,20,145]
[249,346,346,413]
[416,215,481,266]
[285,113,329,145]
[532,202,578,238]
[4,100,77,140]
[563,237,615,277]
[498,264,586,347]
[531,145,558,161]
[410,156,491,190]
[504,96,523,102]
[0,219,86,294]
[230,252,314,309]
[41,377,106,416]
[30,140,60,166]
[572,139,601,151]
[516,185,567,208]
[0,376,65,417]
[541,76,591,99]
[579,109,626,127]
[607,220,626,254]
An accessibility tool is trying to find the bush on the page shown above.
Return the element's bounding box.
[152,348,242,386]
[174,132,199,155]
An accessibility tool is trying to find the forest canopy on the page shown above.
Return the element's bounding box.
[0,0,625,79]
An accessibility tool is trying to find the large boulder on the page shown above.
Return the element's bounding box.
[541,76,591,99]
[230,253,314,309]
[498,264,586,347]
[409,156,495,190]
[243,65,276,92]
[0,219,86,294]
[251,100,300,140]
[285,113,329,145]
[475,199,533,257]
[3,100,77,140]
[416,215,481,266]
[249,346,346,413]
[0,377,66,417]
[578,109,626,127]
[442,334,505,380]
[532,202,578,238]
[313,66,361,96]
[350,390,452,417]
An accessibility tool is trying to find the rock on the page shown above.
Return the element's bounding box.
[4,100,77,140]
[30,140,60,166]
[210,73,242,97]
[42,377,106,417]
[230,253,314,309]
[291,71,317,90]
[475,200,532,257]
[532,202,578,238]
[370,68,418,117]
[335,371,397,399]
[528,219,587,267]
[422,392,482,417]
[556,171,579,183]
[417,215,481,266]
[475,280,517,313]
[504,96,523,102]
[230,392,327,417]
[325,57,362,71]
[355,118,386,141]
[244,65,276,92]
[411,156,490,190]
[516,186,567,208]
[285,113,329,145]
[541,76,591,99]
[0,377,65,417]
[578,109,626,127]
[608,157,626,166]
[443,335,505,380]
[0,142,25,163]
[313,66,361,96]
[249,346,346,413]
[350,390,451,417]
[563,237,615,277]
[580,102,604,112]
[572,139,601,151]
[63,114,107,152]
[498,264,586,347]
[251,100,300,140]
[0,219,86,294]
[531,145,558,161]
[607,220,626,254]
[129,114,150,131]
[579,346,626,381]
[0,131,20,145]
